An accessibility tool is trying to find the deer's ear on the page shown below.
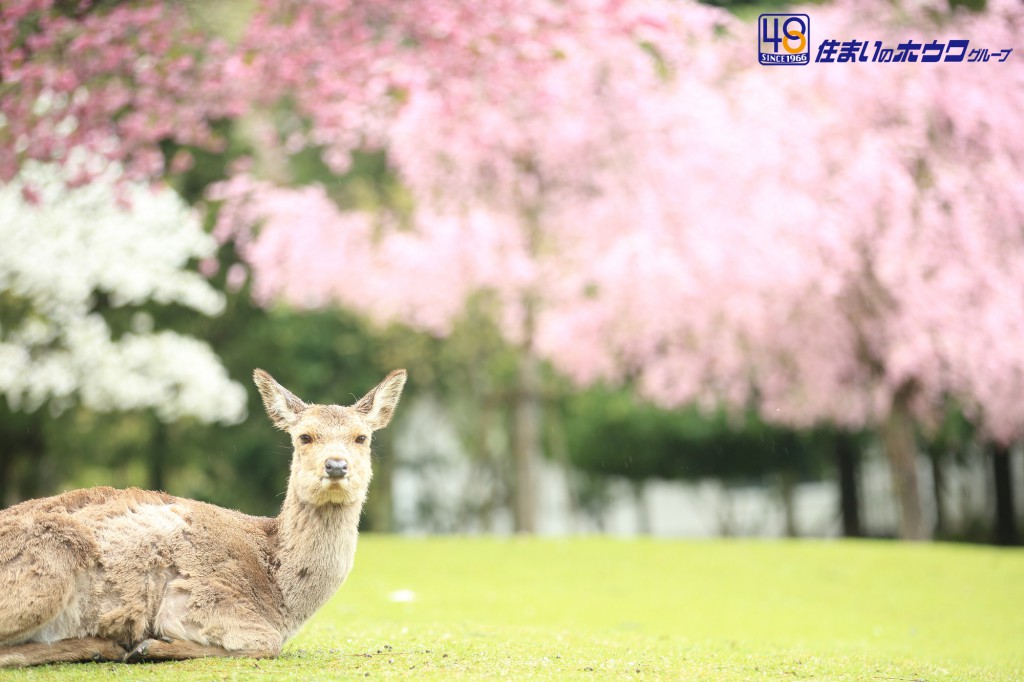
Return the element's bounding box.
[353,369,407,430]
[253,369,307,430]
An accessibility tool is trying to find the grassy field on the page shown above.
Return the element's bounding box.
[2,537,1022,681]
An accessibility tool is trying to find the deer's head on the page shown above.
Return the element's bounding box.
[253,369,407,507]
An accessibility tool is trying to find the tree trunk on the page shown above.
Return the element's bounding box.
[17,421,51,501]
[716,486,737,537]
[148,420,168,492]
[632,480,651,535]
[548,409,581,533]
[780,472,798,537]
[0,438,12,508]
[991,444,1019,546]
[881,394,928,540]
[510,191,547,535]
[472,393,502,532]
[836,435,862,537]
[928,446,947,539]
[511,343,541,534]
[0,408,43,506]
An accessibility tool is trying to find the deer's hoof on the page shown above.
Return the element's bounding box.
[122,639,152,663]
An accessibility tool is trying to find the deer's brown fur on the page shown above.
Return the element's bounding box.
[0,368,406,667]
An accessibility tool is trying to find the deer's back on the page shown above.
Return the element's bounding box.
[0,487,287,645]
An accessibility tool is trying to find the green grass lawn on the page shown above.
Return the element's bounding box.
[3,537,1022,680]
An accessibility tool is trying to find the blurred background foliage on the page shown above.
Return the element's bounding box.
[1,0,1019,546]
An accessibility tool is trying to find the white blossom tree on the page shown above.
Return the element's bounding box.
[0,155,246,424]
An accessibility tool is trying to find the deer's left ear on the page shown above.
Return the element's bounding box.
[353,369,407,430]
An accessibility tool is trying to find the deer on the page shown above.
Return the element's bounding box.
[0,368,406,668]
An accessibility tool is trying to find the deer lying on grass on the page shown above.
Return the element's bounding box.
[0,368,406,667]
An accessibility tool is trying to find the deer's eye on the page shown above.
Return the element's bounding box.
[298,434,313,445]
[355,435,367,445]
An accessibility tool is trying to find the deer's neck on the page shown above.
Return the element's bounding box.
[274,488,362,632]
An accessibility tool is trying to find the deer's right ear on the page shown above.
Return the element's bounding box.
[253,369,307,430]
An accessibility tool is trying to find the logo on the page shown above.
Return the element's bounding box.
[755,13,1014,65]
[759,14,810,66]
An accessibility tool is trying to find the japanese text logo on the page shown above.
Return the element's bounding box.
[757,13,1014,66]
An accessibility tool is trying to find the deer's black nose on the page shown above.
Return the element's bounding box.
[325,459,348,479]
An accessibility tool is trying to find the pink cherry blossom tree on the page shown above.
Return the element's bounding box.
[214,0,737,532]
[737,0,1024,541]
[0,0,241,191]
[547,0,1024,539]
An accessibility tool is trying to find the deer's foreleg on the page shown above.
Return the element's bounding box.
[123,637,279,662]
[0,637,127,667]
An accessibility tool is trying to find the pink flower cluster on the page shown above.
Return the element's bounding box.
[1,0,243,186]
